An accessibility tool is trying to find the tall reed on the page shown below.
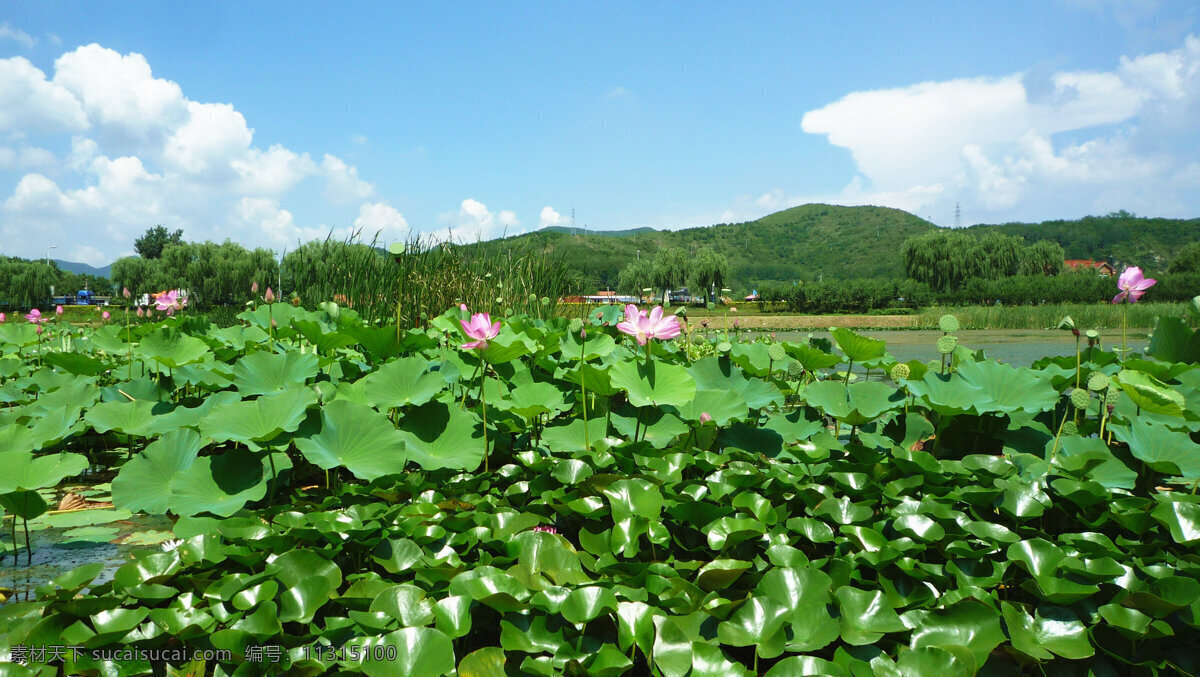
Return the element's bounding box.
[918,302,1188,330]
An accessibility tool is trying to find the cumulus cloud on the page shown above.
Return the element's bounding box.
[0,43,381,264]
[353,202,409,243]
[538,206,568,228]
[441,198,521,242]
[800,34,1200,225]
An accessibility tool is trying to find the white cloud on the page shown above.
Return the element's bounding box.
[605,86,630,99]
[0,56,89,132]
[0,23,35,50]
[538,206,568,228]
[353,201,409,243]
[350,133,368,146]
[321,154,373,203]
[0,43,382,265]
[800,34,1200,224]
[441,198,521,242]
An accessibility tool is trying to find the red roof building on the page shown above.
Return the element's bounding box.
[1063,259,1116,276]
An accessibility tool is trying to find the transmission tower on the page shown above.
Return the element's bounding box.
[954,202,961,228]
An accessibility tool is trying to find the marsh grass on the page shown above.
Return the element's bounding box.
[919,302,1190,330]
[283,232,574,326]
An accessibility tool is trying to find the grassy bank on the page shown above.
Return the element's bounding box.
[917,302,1189,330]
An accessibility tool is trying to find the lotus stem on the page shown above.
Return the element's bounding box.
[581,333,589,452]
[480,358,489,472]
[23,516,31,565]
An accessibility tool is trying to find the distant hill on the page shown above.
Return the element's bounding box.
[480,204,937,289]
[540,226,657,237]
[965,211,1200,272]
[54,259,112,279]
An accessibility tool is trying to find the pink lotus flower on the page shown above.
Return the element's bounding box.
[461,312,501,350]
[700,412,712,423]
[1112,266,1156,304]
[0,313,5,323]
[154,289,187,312]
[459,303,468,312]
[25,308,47,324]
[55,305,64,316]
[616,304,681,345]
[101,311,111,321]
[531,525,558,534]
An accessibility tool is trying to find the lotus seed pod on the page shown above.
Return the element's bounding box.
[1062,420,1078,435]
[938,314,959,333]
[1105,388,1121,406]
[927,360,942,372]
[1085,329,1099,339]
[936,335,958,354]
[529,293,538,303]
[890,363,910,381]
[787,360,803,379]
[568,318,584,334]
[1070,388,1091,409]
[768,344,787,362]
[1087,372,1110,392]
[541,296,550,306]
[717,341,732,352]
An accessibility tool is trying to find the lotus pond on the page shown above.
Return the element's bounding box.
[1,301,1199,676]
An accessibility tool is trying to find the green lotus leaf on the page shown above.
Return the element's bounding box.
[1097,603,1153,637]
[652,615,694,677]
[60,525,120,547]
[670,388,748,425]
[541,419,592,453]
[718,595,788,658]
[908,600,1004,668]
[42,351,108,376]
[784,343,843,372]
[361,356,446,410]
[728,342,774,377]
[705,516,765,550]
[1056,435,1137,489]
[398,401,485,471]
[294,399,407,480]
[560,586,618,624]
[1122,576,1200,617]
[616,601,655,655]
[496,379,569,422]
[892,514,946,543]
[956,359,1058,414]
[695,560,752,592]
[231,350,320,396]
[1115,368,1185,417]
[137,327,212,367]
[609,358,696,408]
[476,325,536,365]
[292,318,359,353]
[0,490,48,520]
[603,478,664,521]
[764,656,847,677]
[0,451,88,493]
[560,329,617,361]
[85,399,167,437]
[550,458,593,484]
[166,447,275,517]
[508,530,591,586]
[112,429,204,514]
[610,409,688,446]
[835,587,906,645]
[1000,602,1093,660]
[890,647,975,677]
[803,380,902,426]
[1147,316,1200,364]
[457,647,506,677]
[199,388,316,445]
[831,327,886,362]
[687,642,750,677]
[344,323,402,363]
[1110,419,1200,478]
[1151,498,1200,545]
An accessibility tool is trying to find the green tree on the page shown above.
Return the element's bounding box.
[970,232,1023,279]
[1019,239,1065,276]
[651,248,689,299]
[689,247,730,301]
[134,225,184,259]
[1168,242,1200,274]
[616,258,655,295]
[902,230,973,292]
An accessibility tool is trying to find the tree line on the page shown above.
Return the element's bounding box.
[614,247,731,300]
[0,257,113,310]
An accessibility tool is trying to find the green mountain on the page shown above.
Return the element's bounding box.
[54,259,113,279]
[965,210,1200,272]
[541,226,657,237]
[484,204,936,290]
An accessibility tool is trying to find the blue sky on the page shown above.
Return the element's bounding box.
[2,1,1198,266]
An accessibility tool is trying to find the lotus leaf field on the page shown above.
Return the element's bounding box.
[2,300,1200,676]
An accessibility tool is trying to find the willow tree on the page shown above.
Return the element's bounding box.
[690,247,730,301]
[616,258,655,295]
[652,248,690,300]
[1020,239,1065,276]
[970,232,1024,279]
[902,230,973,292]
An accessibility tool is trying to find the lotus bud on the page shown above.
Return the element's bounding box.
[264,287,275,303]
[460,303,468,312]
[270,318,277,328]
[251,280,259,294]
[700,412,712,423]
[36,325,43,335]
[137,307,145,318]
[0,313,5,324]
[122,287,131,299]
[102,311,111,321]
[733,319,740,328]
[56,305,64,316]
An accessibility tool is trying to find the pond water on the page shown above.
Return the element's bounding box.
[1,512,175,605]
[768,329,1148,368]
